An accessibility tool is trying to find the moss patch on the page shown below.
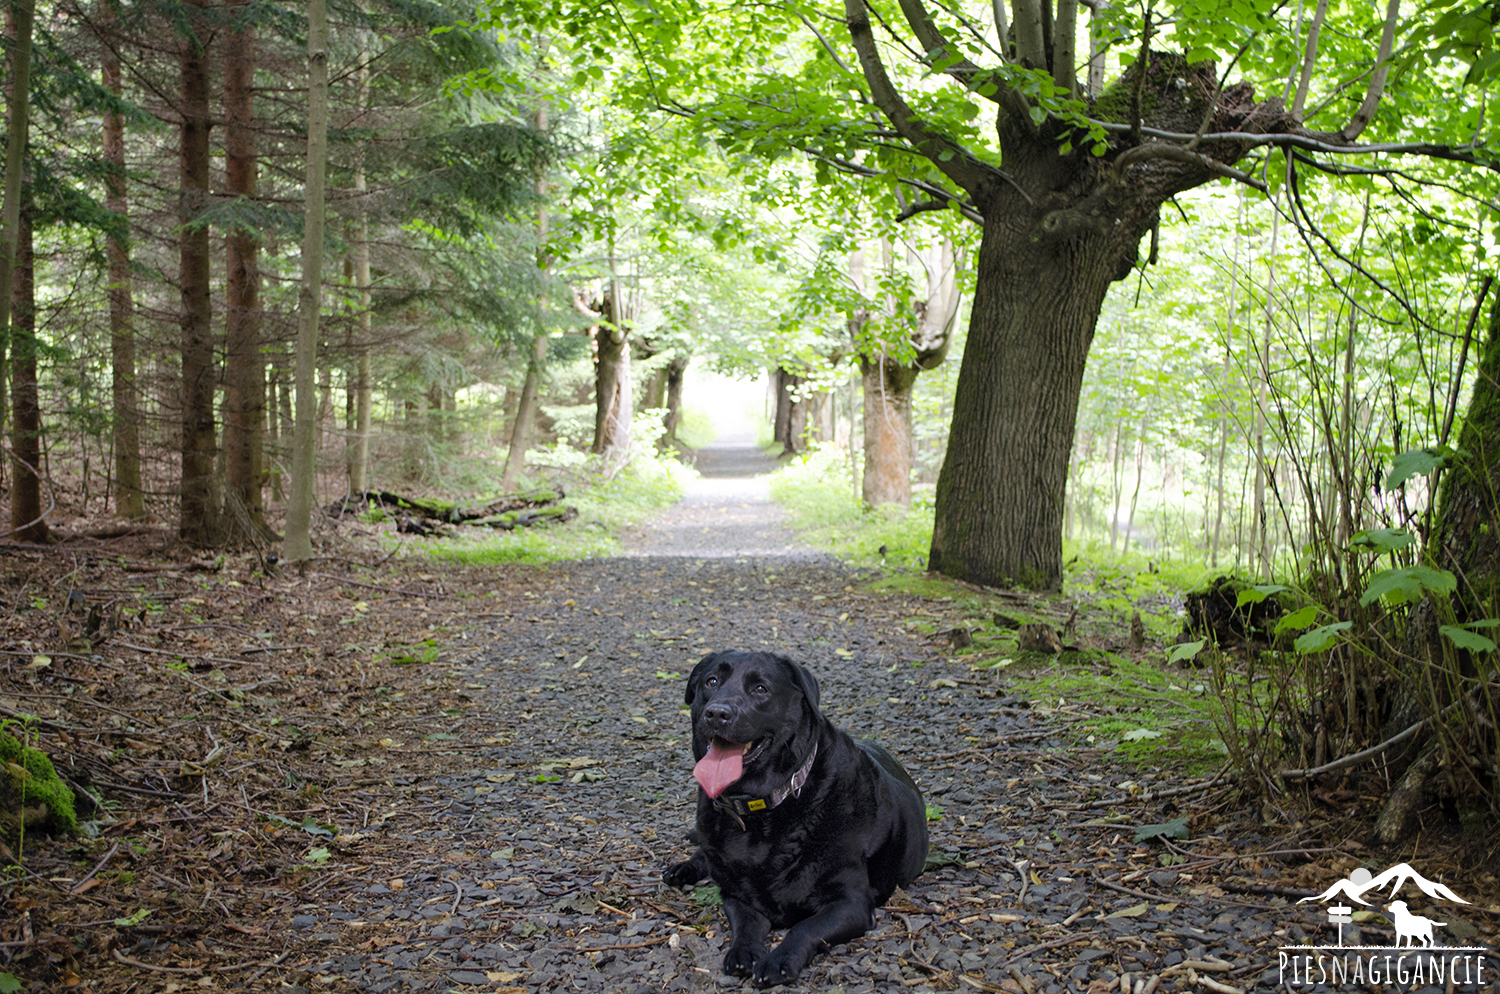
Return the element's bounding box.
[0,729,78,841]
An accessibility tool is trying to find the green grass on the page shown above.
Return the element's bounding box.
[767,448,934,569]
[415,453,695,567]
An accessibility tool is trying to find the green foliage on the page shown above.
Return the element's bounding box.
[1134,816,1190,842]
[1358,566,1457,607]
[768,447,933,569]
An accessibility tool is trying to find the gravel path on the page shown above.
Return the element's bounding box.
[285,438,1500,994]
[619,428,803,558]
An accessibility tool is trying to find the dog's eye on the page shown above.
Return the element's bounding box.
[705,675,719,688]
[751,684,768,695]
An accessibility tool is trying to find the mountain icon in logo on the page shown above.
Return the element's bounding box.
[1297,864,1469,907]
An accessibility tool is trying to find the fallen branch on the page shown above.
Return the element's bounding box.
[1277,718,1423,780]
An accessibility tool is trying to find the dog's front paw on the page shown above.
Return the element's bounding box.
[662,861,700,888]
[663,850,709,888]
[722,944,763,978]
[751,947,805,987]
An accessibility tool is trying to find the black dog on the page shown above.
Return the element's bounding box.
[662,650,928,986]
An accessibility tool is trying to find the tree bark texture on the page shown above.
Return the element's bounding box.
[773,368,807,455]
[663,354,688,442]
[591,304,632,456]
[9,206,46,543]
[178,0,218,545]
[861,356,919,507]
[222,0,265,538]
[928,206,1119,588]
[284,0,329,560]
[501,333,547,491]
[348,35,372,496]
[0,0,35,501]
[102,11,143,520]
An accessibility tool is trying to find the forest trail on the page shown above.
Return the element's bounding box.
[620,424,807,557]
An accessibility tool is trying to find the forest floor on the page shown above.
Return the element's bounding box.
[1,438,1498,993]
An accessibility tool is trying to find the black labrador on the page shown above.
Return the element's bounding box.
[662,650,928,986]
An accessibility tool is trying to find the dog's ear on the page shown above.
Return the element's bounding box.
[685,652,718,705]
[782,657,820,710]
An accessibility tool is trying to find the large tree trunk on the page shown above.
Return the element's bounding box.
[928,206,1124,589]
[102,10,143,521]
[283,0,329,561]
[222,0,266,540]
[861,356,919,507]
[9,205,46,543]
[178,0,218,546]
[0,0,34,503]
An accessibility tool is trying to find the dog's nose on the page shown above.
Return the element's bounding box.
[702,702,733,728]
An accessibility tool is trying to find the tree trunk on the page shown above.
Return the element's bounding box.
[346,26,372,497]
[102,12,142,521]
[500,97,551,488]
[0,0,34,504]
[284,0,329,561]
[860,355,919,508]
[928,209,1122,590]
[663,354,688,442]
[9,205,46,543]
[501,334,546,491]
[773,368,806,455]
[178,0,218,546]
[591,309,632,456]
[222,0,265,539]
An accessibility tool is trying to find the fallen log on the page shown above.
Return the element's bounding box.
[327,487,565,523]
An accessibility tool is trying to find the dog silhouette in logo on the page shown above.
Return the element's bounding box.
[1388,900,1445,947]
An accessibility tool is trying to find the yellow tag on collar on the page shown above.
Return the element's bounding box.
[747,798,767,811]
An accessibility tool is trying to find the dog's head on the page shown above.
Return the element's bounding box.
[682,650,821,799]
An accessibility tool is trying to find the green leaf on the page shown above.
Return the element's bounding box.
[1134,816,1189,842]
[1359,566,1457,607]
[1167,639,1205,664]
[1440,625,1498,653]
[301,817,335,837]
[1349,528,1416,555]
[925,802,944,820]
[1236,584,1288,607]
[1295,621,1353,653]
[114,908,153,927]
[1122,728,1162,742]
[1385,447,1449,489]
[0,972,21,993]
[1275,604,1319,633]
[305,846,331,864]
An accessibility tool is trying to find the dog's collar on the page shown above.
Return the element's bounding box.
[713,741,818,826]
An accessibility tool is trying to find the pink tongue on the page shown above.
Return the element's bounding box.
[694,740,748,799]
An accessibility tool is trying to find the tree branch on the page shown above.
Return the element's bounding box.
[1011,0,1047,67]
[892,0,1001,99]
[1089,120,1500,171]
[1113,142,1268,191]
[1291,0,1330,118]
[1053,0,1078,97]
[1341,0,1400,140]
[845,0,992,197]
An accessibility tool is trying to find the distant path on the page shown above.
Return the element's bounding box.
[620,425,810,557]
